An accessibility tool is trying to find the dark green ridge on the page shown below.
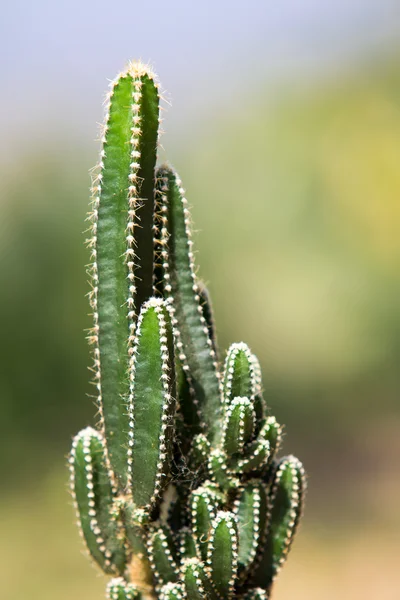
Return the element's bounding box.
[251,457,305,590]
[180,529,198,560]
[133,73,160,309]
[156,166,221,442]
[198,282,219,360]
[130,302,176,508]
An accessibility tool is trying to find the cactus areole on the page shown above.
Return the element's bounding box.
[69,61,306,600]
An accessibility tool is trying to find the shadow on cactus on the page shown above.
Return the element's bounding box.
[69,61,307,600]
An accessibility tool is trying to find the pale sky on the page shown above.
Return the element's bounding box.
[1,0,400,154]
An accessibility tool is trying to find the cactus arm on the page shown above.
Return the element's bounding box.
[128,298,176,509]
[181,557,206,600]
[260,417,282,467]
[72,62,308,600]
[222,397,255,456]
[233,482,270,578]
[206,511,238,599]
[69,427,126,574]
[90,62,160,486]
[147,526,179,588]
[155,166,222,441]
[182,556,218,600]
[190,485,220,563]
[231,438,270,475]
[223,343,256,405]
[106,578,142,600]
[251,456,306,590]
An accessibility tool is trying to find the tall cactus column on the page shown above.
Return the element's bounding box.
[90,63,160,488]
[69,61,307,600]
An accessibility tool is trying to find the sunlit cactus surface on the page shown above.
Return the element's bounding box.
[69,61,306,600]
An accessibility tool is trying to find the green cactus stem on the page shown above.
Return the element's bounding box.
[147,526,179,589]
[155,166,222,442]
[89,62,160,487]
[69,427,126,575]
[234,481,270,578]
[127,298,176,509]
[70,61,307,600]
[222,397,255,456]
[190,483,222,563]
[252,456,306,590]
[206,511,238,598]
[181,557,217,600]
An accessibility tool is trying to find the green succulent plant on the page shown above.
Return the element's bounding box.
[69,61,306,600]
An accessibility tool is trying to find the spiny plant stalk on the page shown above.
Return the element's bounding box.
[69,60,307,600]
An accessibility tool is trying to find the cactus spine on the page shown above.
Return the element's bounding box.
[70,61,307,599]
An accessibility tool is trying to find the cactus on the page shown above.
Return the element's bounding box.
[69,60,307,600]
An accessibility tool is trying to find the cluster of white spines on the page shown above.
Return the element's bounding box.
[69,427,114,571]
[154,173,172,297]
[87,86,107,468]
[159,582,185,600]
[244,589,269,600]
[125,73,143,347]
[269,456,306,580]
[106,577,138,600]
[127,297,174,507]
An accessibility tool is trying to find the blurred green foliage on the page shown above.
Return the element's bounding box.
[0,149,94,485]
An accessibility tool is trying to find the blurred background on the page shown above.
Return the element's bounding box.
[1,1,400,598]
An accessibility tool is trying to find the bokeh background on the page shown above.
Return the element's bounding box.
[1,1,400,598]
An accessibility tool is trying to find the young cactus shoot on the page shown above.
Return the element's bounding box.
[69,61,306,600]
